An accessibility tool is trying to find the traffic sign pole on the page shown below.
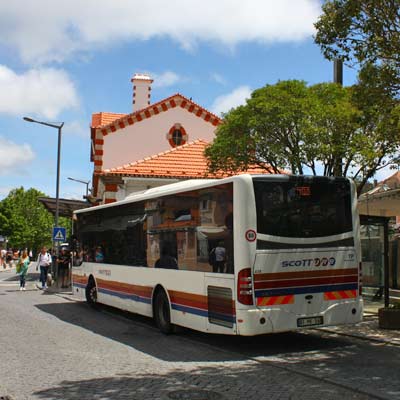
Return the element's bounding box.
[52,226,66,285]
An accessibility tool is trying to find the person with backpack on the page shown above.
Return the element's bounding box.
[16,250,30,291]
[36,246,52,289]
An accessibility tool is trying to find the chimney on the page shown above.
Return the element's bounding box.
[131,73,153,112]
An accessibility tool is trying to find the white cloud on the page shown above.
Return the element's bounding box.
[212,86,252,115]
[210,73,227,85]
[0,1,321,65]
[0,186,13,199]
[152,71,181,88]
[65,121,88,138]
[0,136,35,176]
[0,65,79,119]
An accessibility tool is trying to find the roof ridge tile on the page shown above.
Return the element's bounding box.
[93,94,222,131]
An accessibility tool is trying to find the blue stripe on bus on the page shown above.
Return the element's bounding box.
[255,283,358,298]
[73,282,86,289]
[171,303,236,323]
[171,303,209,317]
[208,311,236,323]
[98,287,152,304]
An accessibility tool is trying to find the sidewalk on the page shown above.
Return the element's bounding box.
[0,262,72,295]
[0,261,16,271]
[317,298,400,346]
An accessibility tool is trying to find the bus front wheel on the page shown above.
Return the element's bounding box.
[154,290,174,334]
[85,278,98,307]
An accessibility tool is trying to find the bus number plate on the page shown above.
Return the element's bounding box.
[297,316,323,327]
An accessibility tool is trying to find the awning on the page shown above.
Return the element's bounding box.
[197,226,229,240]
[358,188,400,217]
[38,197,90,218]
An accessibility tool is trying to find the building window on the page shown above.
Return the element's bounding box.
[167,124,188,148]
[172,129,183,145]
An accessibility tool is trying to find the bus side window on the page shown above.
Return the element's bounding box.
[71,238,83,267]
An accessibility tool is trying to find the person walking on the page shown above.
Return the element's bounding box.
[0,248,5,269]
[16,250,30,291]
[57,247,70,288]
[36,246,52,289]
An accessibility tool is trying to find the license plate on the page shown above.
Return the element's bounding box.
[297,316,323,327]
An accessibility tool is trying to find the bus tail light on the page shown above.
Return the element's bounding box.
[237,268,254,305]
[359,261,363,296]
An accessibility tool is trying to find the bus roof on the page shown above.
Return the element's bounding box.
[74,174,256,215]
[73,173,351,215]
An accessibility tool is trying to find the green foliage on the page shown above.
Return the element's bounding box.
[205,80,400,194]
[206,80,315,175]
[313,0,400,191]
[0,187,71,251]
[314,0,400,94]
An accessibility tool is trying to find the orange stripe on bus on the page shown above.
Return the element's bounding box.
[254,268,358,282]
[324,290,357,300]
[257,295,294,306]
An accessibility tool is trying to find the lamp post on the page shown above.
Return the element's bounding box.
[23,117,64,279]
[68,177,90,198]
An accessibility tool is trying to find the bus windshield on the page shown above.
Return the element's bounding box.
[253,176,352,238]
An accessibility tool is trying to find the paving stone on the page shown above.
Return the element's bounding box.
[1,266,399,399]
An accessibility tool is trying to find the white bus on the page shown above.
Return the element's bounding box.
[71,174,363,335]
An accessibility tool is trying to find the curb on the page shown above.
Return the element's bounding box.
[316,316,400,347]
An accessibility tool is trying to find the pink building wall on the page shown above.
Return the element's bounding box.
[102,106,217,170]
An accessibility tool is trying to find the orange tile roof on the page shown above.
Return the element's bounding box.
[101,139,276,179]
[380,171,400,187]
[91,112,127,128]
[91,93,222,132]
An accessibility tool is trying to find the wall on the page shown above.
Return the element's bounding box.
[102,107,216,170]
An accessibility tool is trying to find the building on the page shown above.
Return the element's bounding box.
[98,139,268,204]
[89,73,271,205]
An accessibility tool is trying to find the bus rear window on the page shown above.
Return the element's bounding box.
[253,177,352,238]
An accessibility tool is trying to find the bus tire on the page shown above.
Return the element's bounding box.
[85,277,98,308]
[153,289,174,334]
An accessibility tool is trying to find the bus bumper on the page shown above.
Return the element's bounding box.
[235,298,364,336]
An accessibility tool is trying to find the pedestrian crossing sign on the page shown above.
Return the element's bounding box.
[53,227,66,242]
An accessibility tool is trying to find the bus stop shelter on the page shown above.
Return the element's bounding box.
[38,197,89,218]
[358,188,400,307]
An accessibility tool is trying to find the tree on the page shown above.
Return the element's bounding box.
[0,187,70,251]
[206,80,317,176]
[314,0,400,95]
[205,80,400,194]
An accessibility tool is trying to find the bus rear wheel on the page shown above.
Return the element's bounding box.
[85,278,98,307]
[154,290,174,334]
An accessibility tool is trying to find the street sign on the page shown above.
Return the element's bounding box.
[52,227,66,242]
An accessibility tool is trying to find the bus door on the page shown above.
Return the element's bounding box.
[253,248,358,317]
[204,274,236,333]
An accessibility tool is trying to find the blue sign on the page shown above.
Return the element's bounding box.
[52,227,66,242]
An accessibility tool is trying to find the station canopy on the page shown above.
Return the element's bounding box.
[38,197,89,218]
[358,187,400,217]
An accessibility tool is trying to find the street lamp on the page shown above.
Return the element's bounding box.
[68,177,90,198]
[23,117,64,278]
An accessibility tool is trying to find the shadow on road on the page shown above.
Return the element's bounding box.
[35,301,352,363]
[32,364,351,400]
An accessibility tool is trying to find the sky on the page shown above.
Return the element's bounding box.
[0,0,370,201]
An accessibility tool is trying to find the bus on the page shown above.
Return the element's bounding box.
[71,174,363,335]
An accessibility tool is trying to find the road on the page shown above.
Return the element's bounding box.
[0,266,399,400]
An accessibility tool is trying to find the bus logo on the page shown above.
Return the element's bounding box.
[281,257,336,268]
